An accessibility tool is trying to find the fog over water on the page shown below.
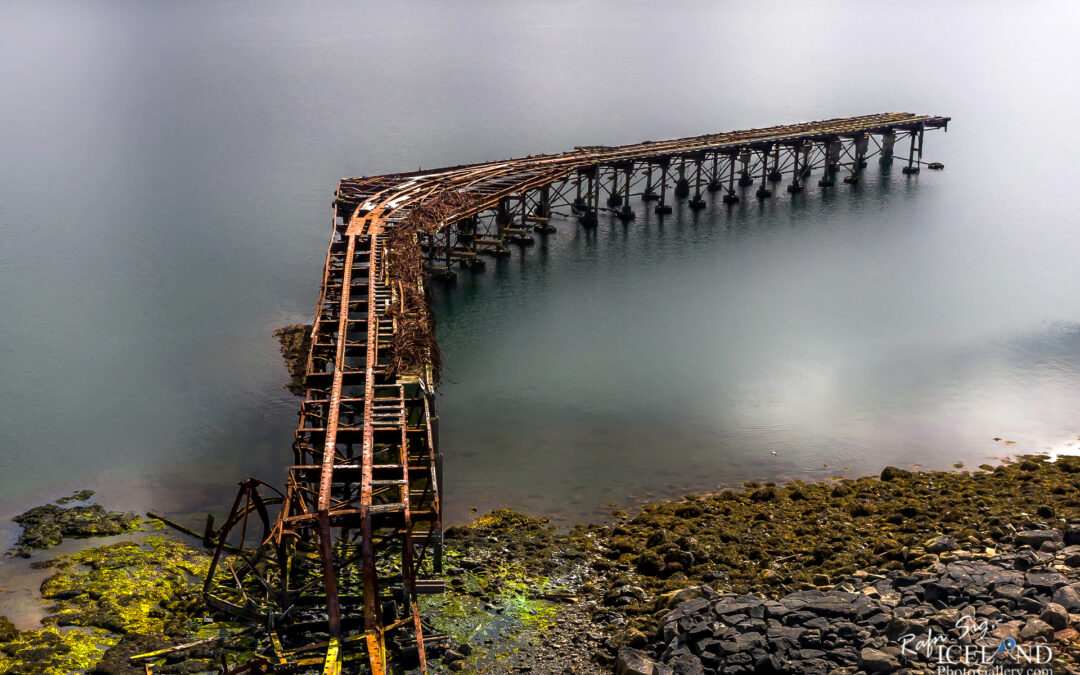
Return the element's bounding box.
[1,0,1079,542]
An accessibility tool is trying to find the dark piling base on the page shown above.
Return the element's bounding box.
[606,194,623,208]
[641,189,659,202]
[508,234,535,246]
[707,180,723,193]
[738,173,754,187]
[674,179,690,198]
[755,187,772,199]
[532,223,557,234]
[843,174,859,184]
[902,166,920,175]
[460,257,486,272]
[767,170,783,182]
[786,183,804,194]
[818,177,835,188]
[430,268,458,285]
[617,207,636,222]
[688,196,706,210]
[654,202,673,215]
[579,211,598,228]
[722,193,739,204]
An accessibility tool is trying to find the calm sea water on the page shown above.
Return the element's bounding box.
[2,0,1080,542]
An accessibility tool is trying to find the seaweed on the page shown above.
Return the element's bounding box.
[384,191,480,386]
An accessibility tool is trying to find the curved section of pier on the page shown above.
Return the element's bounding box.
[206,112,949,674]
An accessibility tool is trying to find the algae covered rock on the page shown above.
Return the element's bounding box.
[0,626,118,675]
[1,535,217,674]
[273,323,312,395]
[879,466,913,481]
[55,489,95,505]
[0,615,17,642]
[10,502,139,555]
[39,538,211,636]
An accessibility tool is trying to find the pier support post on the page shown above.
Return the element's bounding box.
[583,165,599,227]
[444,225,452,269]
[787,142,804,194]
[767,146,783,182]
[675,157,690,198]
[573,171,586,211]
[738,148,754,187]
[723,152,740,204]
[533,184,556,234]
[756,146,773,199]
[655,158,673,214]
[643,164,658,201]
[618,165,635,221]
[689,157,706,210]
[844,133,868,184]
[606,167,623,207]
[818,139,837,187]
[458,216,485,268]
[535,185,551,218]
[902,124,924,174]
[497,197,510,240]
[879,129,896,166]
[504,194,535,246]
[708,153,722,192]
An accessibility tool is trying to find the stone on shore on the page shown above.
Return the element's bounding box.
[1015,529,1063,548]
[616,646,664,675]
[859,647,899,673]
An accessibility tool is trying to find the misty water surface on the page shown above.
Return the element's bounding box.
[1,1,1079,538]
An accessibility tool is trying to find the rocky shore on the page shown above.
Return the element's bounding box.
[620,541,1080,674]
[425,453,1080,673]
[7,454,1080,673]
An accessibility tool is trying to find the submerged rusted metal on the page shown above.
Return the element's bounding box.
[204,112,948,673]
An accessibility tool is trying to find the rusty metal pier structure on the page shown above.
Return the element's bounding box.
[203,112,948,674]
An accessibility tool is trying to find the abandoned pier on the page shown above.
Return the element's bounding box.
[204,112,949,674]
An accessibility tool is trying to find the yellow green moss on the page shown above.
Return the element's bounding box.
[0,626,117,675]
[39,537,211,636]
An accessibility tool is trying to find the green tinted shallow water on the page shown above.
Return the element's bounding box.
[1,1,1079,537]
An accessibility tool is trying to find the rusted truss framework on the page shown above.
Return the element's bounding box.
[336,112,948,278]
[204,113,947,674]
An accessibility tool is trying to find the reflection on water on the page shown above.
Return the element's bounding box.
[431,175,1080,522]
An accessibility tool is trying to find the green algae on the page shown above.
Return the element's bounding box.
[425,511,567,670]
[0,617,15,643]
[39,537,211,636]
[0,626,117,675]
[423,550,559,641]
[0,534,217,673]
